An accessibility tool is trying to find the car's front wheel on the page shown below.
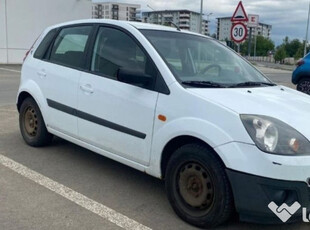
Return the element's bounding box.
[19,97,53,147]
[165,144,234,228]
[297,79,310,95]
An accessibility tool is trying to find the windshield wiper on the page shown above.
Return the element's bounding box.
[229,81,276,88]
[182,81,227,88]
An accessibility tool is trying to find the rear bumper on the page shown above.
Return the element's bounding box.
[227,169,310,224]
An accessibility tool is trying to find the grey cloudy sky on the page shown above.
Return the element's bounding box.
[94,0,310,45]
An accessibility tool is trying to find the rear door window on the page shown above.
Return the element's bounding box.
[49,26,92,69]
[34,29,57,60]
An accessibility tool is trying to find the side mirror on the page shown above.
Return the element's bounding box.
[117,68,153,88]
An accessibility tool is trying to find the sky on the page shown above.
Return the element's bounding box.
[93,0,310,46]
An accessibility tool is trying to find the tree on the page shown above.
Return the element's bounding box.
[294,45,304,60]
[239,35,274,56]
[274,46,287,63]
[286,39,302,57]
[255,36,275,56]
[294,41,310,59]
[239,40,249,55]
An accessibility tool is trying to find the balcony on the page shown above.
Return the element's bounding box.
[180,13,190,18]
[112,5,119,10]
[129,8,137,14]
[179,18,189,23]
[179,24,190,28]
[163,14,173,18]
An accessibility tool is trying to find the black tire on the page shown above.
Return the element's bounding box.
[165,144,234,228]
[19,97,53,147]
[297,79,310,95]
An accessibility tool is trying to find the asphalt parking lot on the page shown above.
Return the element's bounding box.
[0,65,308,230]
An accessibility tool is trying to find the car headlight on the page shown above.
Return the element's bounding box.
[240,115,310,155]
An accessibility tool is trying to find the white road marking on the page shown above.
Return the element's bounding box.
[0,109,17,112]
[0,67,21,73]
[0,154,152,230]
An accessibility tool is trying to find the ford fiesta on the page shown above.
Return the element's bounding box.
[17,20,310,228]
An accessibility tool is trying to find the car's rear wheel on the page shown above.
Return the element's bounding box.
[165,144,233,228]
[297,79,310,95]
[19,97,53,146]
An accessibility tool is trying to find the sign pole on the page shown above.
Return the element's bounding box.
[200,0,203,34]
[247,27,252,57]
[247,15,259,57]
[304,1,310,56]
[254,33,257,57]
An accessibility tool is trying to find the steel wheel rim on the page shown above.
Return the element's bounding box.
[177,162,215,212]
[298,80,310,95]
[24,106,38,136]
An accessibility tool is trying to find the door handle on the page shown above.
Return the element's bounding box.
[37,71,46,78]
[80,84,94,94]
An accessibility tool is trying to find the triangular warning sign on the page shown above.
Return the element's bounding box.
[231,1,248,22]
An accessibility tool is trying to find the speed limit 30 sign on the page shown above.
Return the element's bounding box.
[231,22,247,43]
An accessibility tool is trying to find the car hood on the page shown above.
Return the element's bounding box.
[188,85,310,138]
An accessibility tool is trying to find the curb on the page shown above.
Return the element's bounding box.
[251,62,295,72]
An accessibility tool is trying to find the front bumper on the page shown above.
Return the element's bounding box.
[215,142,310,182]
[292,68,299,85]
[214,142,310,223]
[227,169,310,224]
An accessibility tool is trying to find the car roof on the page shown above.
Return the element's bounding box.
[47,19,210,38]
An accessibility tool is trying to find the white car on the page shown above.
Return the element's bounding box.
[17,19,310,228]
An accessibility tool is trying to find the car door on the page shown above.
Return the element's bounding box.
[77,26,160,165]
[38,25,93,138]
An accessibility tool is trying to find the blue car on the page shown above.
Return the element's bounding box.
[292,54,310,95]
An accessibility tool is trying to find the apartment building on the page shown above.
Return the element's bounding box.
[92,2,140,21]
[217,16,272,41]
[142,10,209,35]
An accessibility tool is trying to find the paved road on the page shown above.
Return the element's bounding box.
[0,66,21,106]
[0,65,307,230]
[253,61,295,72]
[255,66,294,88]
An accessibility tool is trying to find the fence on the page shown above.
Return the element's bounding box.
[246,56,296,65]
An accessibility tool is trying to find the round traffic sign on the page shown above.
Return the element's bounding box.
[231,23,247,43]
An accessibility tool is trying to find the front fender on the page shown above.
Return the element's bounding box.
[292,68,310,85]
[147,117,235,178]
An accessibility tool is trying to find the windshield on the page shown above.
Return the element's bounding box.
[140,30,274,88]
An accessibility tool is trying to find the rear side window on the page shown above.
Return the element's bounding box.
[91,27,157,81]
[49,26,92,69]
[33,29,57,60]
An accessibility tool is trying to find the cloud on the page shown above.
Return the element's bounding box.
[93,0,310,45]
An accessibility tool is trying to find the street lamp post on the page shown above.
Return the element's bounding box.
[5,0,8,64]
[147,4,156,11]
[200,0,203,34]
[206,12,213,21]
[304,1,310,56]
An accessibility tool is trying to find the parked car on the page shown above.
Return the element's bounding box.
[18,20,310,228]
[292,54,310,94]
